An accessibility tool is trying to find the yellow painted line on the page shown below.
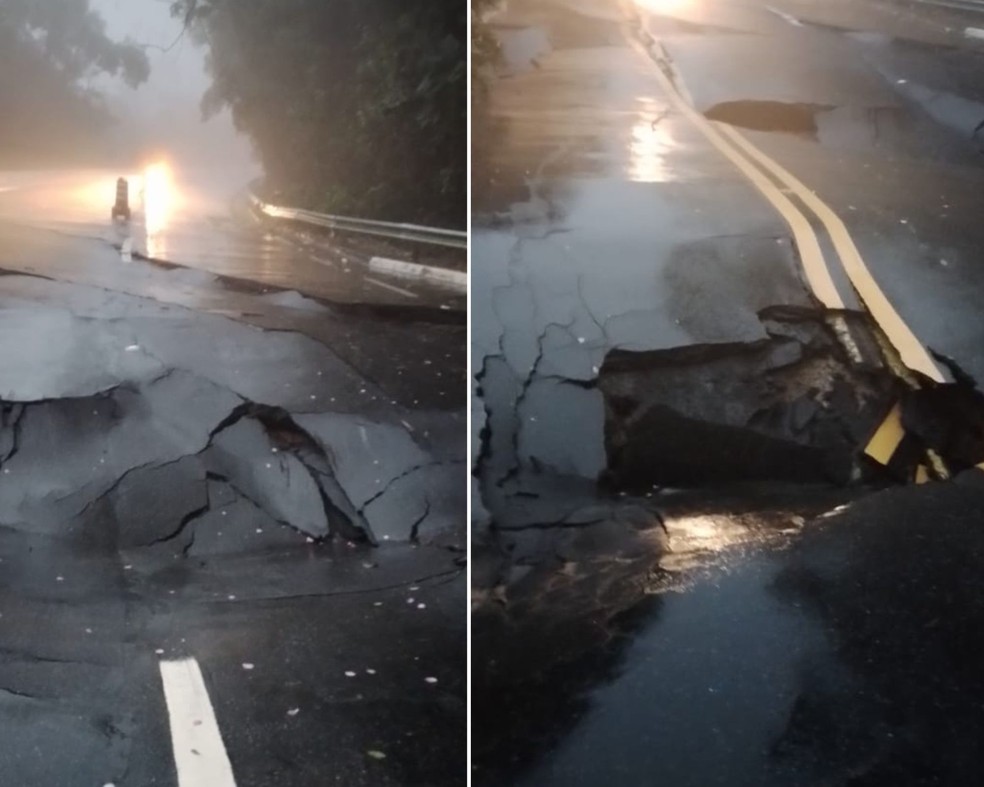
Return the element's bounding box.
[626,9,946,383]
[915,464,930,484]
[864,403,905,465]
[717,125,947,383]
[625,36,845,310]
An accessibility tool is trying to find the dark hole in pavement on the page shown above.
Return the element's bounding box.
[600,310,984,490]
[598,307,896,490]
[704,100,834,135]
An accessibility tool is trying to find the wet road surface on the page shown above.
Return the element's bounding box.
[0,167,465,312]
[477,472,984,786]
[473,0,984,783]
[1,163,465,783]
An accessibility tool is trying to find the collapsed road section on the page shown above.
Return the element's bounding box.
[0,212,465,785]
[472,0,984,784]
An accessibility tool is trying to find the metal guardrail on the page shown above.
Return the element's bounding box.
[912,0,984,14]
[248,192,467,250]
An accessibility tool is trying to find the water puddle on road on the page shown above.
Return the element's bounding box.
[482,547,837,787]
[628,98,677,182]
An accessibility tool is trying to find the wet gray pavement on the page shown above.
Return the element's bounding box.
[0,168,465,312]
[477,473,984,787]
[1,164,465,783]
[644,0,984,379]
[473,0,984,784]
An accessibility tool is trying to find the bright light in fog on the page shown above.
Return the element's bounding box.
[634,0,693,12]
[143,162,172,237]
[69,173,132,219]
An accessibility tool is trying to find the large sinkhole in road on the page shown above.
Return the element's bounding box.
[474,305,984,787]
[596,307,891,490]
[476,303,984,511]
[598,307,984,491]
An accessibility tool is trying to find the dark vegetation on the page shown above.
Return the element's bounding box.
[173,0,466,228]
[0,0,149,165]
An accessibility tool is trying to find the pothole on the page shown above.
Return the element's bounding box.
[598,307,895,490]
[704,100,834,135]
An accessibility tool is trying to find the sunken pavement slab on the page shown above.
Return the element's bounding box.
[0,261,466,786]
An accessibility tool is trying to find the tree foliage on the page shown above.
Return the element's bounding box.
[174,0,466,228]
[0,0,149,163]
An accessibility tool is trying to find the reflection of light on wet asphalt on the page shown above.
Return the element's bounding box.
[634,0,695,14]
[658,508,816,573]
[628,99,674,183]
[143,161,174,259]
[664,514,760,555]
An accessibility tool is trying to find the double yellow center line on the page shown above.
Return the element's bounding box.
[627,24,947,384]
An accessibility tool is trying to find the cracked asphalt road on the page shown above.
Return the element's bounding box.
[473,0,984,784]
[0,168,465,785]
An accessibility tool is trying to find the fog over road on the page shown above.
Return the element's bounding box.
[0,167,465,310]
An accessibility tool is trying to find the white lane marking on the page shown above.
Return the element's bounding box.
[765,5,803,26]
[966,27,984,39]
[365,276,420,298]
[159,658,238,787]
